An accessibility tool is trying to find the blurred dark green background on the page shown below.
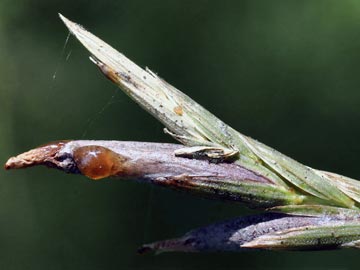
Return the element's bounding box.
[1,0,360,269]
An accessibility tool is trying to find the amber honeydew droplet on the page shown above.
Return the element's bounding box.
[73,145,128,180]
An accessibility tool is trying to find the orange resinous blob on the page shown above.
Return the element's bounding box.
[73,145,128,180]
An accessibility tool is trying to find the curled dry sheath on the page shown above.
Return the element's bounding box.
[5,15,360,253]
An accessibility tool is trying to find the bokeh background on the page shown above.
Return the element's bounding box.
[1,0,360,269]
